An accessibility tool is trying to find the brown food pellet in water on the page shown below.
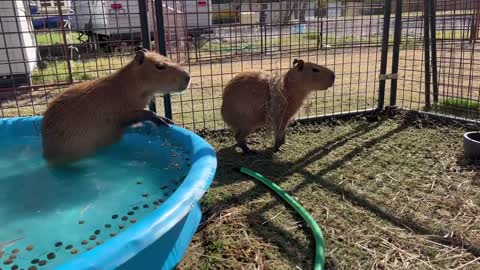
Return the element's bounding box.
[26,245,34,251]
[142,193,149,198]
[96,241,104,246]
[46,253,55,260]
[121,216,128,221]
[38,261,47,266]
[28,266,37,270]
[11,265,18,270]
[86,246,94,251]
[105,224,111,228]
[94,230,101,235]
[7,256,15,260]
[11,250,19,255]
[30,259,39,264]
[54,242,62,247]
[143,204,149,209]
[119,225,125,230]
[127,211,134,216]
[110,233,116,237]
[112,215,118,219]
[3,259,12,265]
[81,240,88,245]
[70,249,78,255]
[136,181,142,185]
[130,219,137,224]
[78,220,85,225]
[89,235,96,241]
[65,245,73,250]
[153,201,159,206]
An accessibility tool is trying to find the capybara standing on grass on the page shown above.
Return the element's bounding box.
[221,59,335,154]
[41,48,190,165]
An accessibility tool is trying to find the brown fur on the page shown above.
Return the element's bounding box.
[221,59,335,153]
[41,49,190,165]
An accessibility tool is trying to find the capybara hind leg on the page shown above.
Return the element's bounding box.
[124,110,174,127]
[234,129,255,154]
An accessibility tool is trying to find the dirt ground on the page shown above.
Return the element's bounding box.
[177,111,480,270]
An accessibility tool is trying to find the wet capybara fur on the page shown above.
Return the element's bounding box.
[221,59,335,153]
[41,48,191,165]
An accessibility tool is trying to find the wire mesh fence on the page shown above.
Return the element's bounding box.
[0,0,479,130]
[396,0,480,121]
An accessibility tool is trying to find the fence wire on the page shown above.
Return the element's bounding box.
[0,0,479,130]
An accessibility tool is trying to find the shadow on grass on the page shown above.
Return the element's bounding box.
[201,113,480,268]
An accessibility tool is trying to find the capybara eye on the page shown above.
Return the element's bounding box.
[155,64,167,70]
[312,68,320,73]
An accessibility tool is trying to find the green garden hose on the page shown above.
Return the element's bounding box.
[236,167,326,270]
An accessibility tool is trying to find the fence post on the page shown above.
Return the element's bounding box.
[389,0,403,106]
[429,0,438,105]
[423,0,432,110]
[138,0,157,113]
[154,0,172,119]
[378,0,392,109]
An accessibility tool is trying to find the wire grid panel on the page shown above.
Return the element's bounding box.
[397,0,480,120]
[0,0,187,118]
[157,0,387,131]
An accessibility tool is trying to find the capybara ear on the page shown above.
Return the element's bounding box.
[134,50,146,65]
[293,59,304,71]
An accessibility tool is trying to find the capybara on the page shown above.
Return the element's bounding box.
[41,48,190,165]
[221,59,335,153]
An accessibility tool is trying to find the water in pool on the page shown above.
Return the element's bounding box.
[0,130,191,269]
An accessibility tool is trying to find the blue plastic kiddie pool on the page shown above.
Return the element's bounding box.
[0,116,217,270]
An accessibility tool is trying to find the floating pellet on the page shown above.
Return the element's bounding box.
[11,250,18,255]
[81,240,88,245]
[54,242,62,248]
[143,204,149,209]
[11,265,18,270]
[153,201,159,206]
[28,266,37,270]
[109,233,116,237]
[132,206,139,210]
[78,220,85,225]
[38,261,47,266]
[96,241,104,246]
[142,193,149,198]
[86,246,94,251]
[26,245,34,251]
[70,249,78,255]
[136,181,142,185]
[30,259,39,265]
[127,211,134,216]
[65,245,73,250]
[121,216,128,221]
[47,253,55,260]
[105,224,111,229]
[119,225,125,230]
[94,230,101,235]
[160,186,168,190]
[130,219,137,224]
[8,256,15,260]
[3,259,12,265]
[89,235,96,241]
[112,214,118,219]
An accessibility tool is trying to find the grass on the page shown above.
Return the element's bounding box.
[35,31,87,46]
[178,111,480,269]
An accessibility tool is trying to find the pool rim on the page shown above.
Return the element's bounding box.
[1,116,217,270]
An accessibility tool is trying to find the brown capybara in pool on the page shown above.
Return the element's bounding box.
[41,48,190,165]
[221,59,335,154]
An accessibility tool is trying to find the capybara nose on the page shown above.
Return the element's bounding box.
[331,73,336,81]
[185,75,191,84]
